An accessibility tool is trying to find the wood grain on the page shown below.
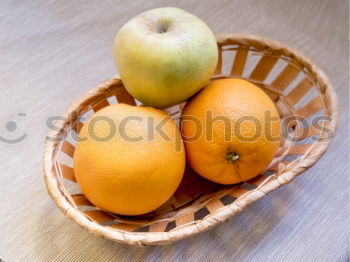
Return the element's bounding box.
[0,0,348,261]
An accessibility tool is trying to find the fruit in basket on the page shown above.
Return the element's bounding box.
[73,104,185,215]
[113,7,218,108]
[181,79,281,184]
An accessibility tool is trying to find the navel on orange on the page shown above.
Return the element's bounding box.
[74,103,185,215]
[181,78,281,184]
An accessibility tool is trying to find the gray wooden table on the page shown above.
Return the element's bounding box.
[0,0,348,261]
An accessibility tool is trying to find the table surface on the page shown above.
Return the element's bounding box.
[0,0,348,261]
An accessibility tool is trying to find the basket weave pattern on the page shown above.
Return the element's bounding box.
[44,34,338,246]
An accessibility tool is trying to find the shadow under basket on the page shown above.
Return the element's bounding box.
[44,34,339,246]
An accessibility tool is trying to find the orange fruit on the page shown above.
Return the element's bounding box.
[181,78,281,184]
[74,103,185,215]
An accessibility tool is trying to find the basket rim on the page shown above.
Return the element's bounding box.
[43,33,339,246]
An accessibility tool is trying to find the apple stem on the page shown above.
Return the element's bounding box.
[157,18,172,34]
[227,152,239,163]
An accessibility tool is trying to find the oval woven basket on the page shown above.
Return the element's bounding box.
[44,34,339,246]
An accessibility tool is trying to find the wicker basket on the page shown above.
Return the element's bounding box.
[44,34,339,246]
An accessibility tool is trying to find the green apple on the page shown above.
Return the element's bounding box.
[113,7,218,108]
